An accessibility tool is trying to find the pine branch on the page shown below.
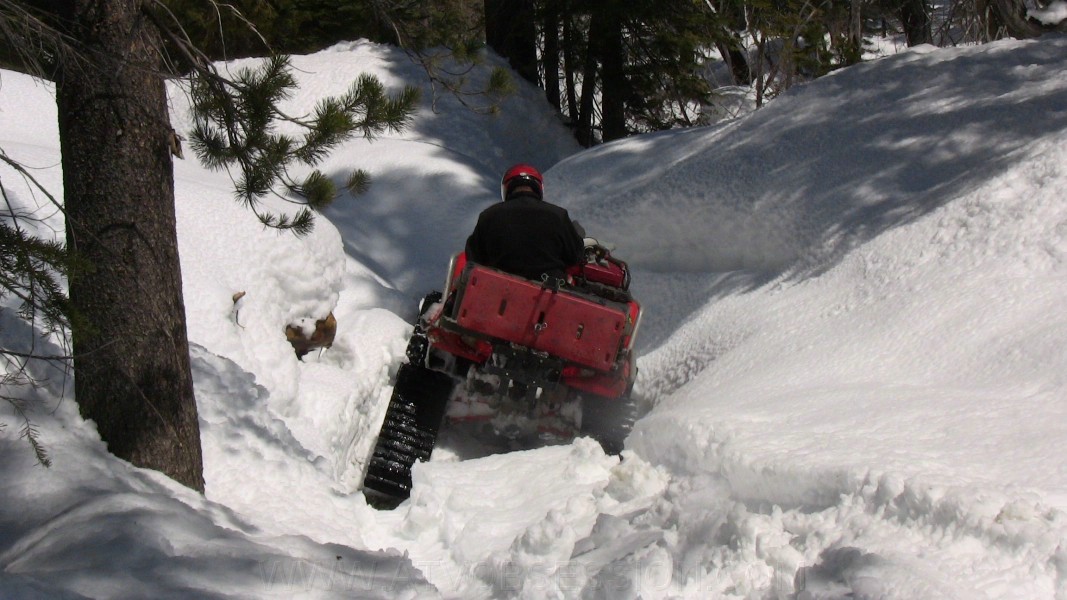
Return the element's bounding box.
[0,177,73,336]
[345,170,371,196]
[1,371,53,468]
[293,171,334,210]
[186,54,418,235]
[363,0,509,115]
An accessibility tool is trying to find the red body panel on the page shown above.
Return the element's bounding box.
[454,266,629,371]
[427,328,493,364]
[570,258,629,289]
[427,253,639,399]
[561,353,634,397]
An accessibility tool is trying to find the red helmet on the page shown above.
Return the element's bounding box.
[500,163,544,201]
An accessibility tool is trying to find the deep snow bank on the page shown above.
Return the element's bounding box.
[552,36,1067,276]
[575,37,1067,599]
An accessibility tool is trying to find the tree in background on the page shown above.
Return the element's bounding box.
[485,0,538,84]
[385,0,513,115]
[159,0,399,60]
[537,0,719,145]
[157,0,502,62]
[897,0,934,45]
[187,0,507,117]
[531,0,1061,137]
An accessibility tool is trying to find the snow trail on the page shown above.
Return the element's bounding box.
[3,34,1067,600]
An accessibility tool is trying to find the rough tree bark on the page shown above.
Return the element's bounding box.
[56,0,204,491]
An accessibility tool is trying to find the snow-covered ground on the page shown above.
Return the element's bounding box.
[2,35,1066,599]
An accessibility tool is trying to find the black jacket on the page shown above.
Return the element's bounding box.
[465,191,585,281]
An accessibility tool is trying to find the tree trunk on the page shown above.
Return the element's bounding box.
[543,0,562,112]
[848,0,865,61]
[597,13,626,142]
[563,11,579,123]
[575,13,601,147]
[56,0,204,491]
[716,41,752,86]
[899,0,933,45]
[484,0,539,85]
[715,1,752,85]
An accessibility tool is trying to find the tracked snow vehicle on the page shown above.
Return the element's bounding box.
[363,242,642,499]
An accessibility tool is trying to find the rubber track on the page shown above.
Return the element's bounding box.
[364,363,454,499]
[580,392,639,456]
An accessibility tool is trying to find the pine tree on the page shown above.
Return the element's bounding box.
[549,0,719,144]
[485,0,538,85]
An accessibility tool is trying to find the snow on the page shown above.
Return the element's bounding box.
[1031,1,1067,26]
[2,34,1067,599]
